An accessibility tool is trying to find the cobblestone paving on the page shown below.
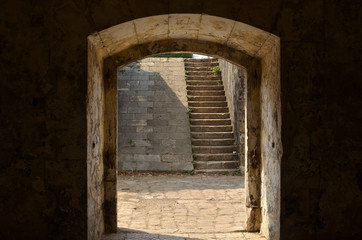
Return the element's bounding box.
[102,174,266,240]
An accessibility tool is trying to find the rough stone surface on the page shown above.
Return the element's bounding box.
[103,231,266,240]
[219,59,246,170]
[102,174,266,240]
[1,2,361,240]
[117,174,246,234]
[117,58,193,172]
[260,41,282,240]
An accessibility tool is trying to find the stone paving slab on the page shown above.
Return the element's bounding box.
[103,231,266,240]
[102,174,265,240]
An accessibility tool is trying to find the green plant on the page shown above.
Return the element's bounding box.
[180,170,195,175]
[232,169,242,176]
[210,66,221,75]
[192,161,198,168]
[186,95,191,101]
[187,108,193,114]
[128,138,135,147]
[192,154,197,160]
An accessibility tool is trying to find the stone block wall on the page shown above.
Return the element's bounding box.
[117,58,193,171]
[219,59,246,169]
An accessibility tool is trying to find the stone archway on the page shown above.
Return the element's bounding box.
[87,14,281,240]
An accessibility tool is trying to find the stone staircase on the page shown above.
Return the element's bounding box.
[184,58,239,173]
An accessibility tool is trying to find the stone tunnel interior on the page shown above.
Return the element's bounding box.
[1,1,362,240]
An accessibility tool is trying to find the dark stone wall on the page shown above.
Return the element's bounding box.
[0,1,361,239]
[219,59,245,168]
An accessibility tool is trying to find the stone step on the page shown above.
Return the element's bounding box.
[192,138,235,146]
[187,76,220,79]
[187,90,225,96]
[188,101,227,107]
[194,169,239,173]
[188,96,226,101]
[193,146,237,154]
[186,71,214,75]
[191,132,234,139]
[187,85,224,91]
[185,66,213,71]
[187,76,221,80]
[184,59,217,62]
[194,161,239,170]
[190,119,231,125]
[191,125,232,132]
[184,59,218,63]
[190,113,230,119]
[193,153,238,161]
[190,107,229,113]
[184,62,219,67]
[186,80,222,85]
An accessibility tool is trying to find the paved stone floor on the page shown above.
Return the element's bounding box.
[102,173,266,240]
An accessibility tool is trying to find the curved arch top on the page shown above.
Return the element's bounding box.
[88,14,279,62]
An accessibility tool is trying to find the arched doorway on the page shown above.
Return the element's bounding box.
[87,14,281,240]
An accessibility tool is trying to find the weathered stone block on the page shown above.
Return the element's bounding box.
[120,132,148,140]
[169,119,189,126]
[137,162,172,171]
[134,154,161,162]
[133,113,153,120]
[135,126,153,133]
[132,85,149,91]
[152,126,173,133]
[138,101,153,107]
[128,107,148,114]
[120,146,148,154]
[161,139,176,148]
[171,162,194,171]
[122,161,137,170]
[119,105,127,113]
[161,154,179,162]
[131,75,149,81]
[139,80,154,86]
[133,140,152,147]
[119,126,136,133]
[149,133,169,139]
[154,113,176,120]
[129,96,151,102]
[147,119,168,126]
[118,154,134,162]
[136,90,155,96]
[172,132,189,139]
